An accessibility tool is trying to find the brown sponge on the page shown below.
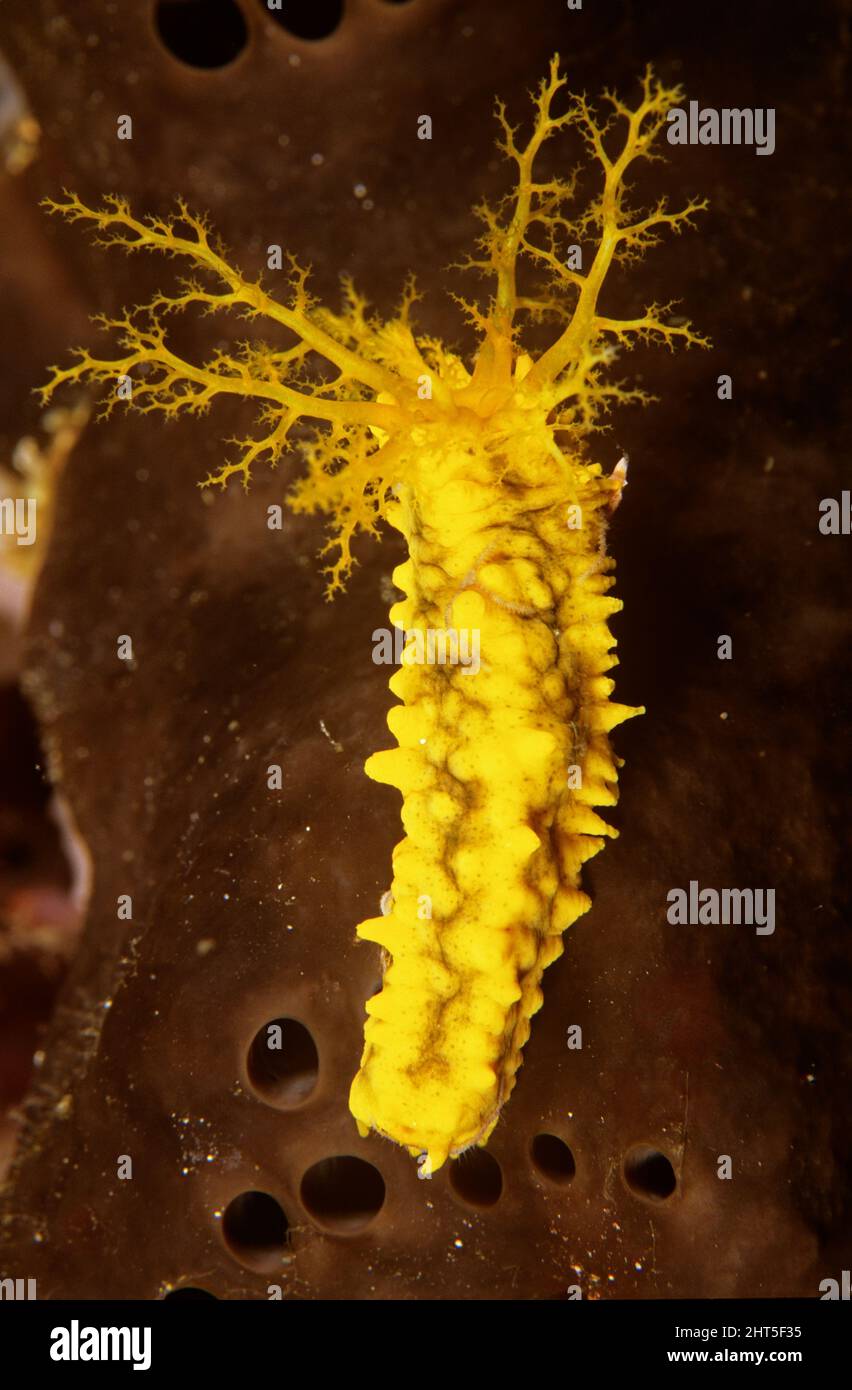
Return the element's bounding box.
[0,0,849,1298]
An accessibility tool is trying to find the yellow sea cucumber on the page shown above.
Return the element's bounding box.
[39,59,708,1175]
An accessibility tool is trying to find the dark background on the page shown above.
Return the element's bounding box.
[0,0,849,1299]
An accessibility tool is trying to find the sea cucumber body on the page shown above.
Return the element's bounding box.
[349,421,639,1172]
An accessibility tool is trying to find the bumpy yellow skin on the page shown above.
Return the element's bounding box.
[40,59,707,1175]
[350,407,637,1172]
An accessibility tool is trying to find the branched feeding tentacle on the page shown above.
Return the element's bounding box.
[39,191,411,490]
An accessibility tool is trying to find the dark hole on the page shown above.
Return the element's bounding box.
[448,1147,503,1207]
[300,1156,385,1232]
[163,1286,218,1300]
[0,837,33,870]
[247,1016,319,1107]
[222,1190,289,1270]
[530,1133,576,1185]
[155,0,248,69]
[623,1145,677,1201]
[261,0,344,40]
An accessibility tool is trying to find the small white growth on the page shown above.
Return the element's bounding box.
[607,454,629,517]
[319,718,342,752]
[416,1153,433,1181]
